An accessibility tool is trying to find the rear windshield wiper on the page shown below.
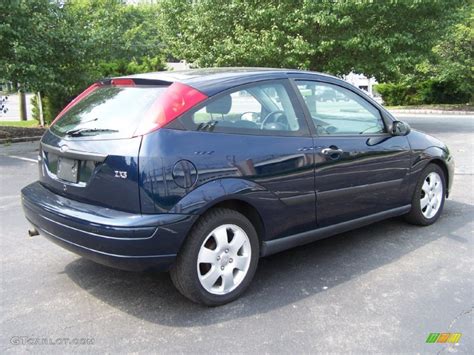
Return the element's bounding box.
[65,128,119,137]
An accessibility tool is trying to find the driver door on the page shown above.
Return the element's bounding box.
[294,80,412,227]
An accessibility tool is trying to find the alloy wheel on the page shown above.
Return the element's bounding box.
[420,172,443,219]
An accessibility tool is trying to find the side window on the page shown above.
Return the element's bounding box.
[296,81,386,135]
[179,81,308,136]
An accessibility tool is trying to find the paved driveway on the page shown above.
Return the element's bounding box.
[1,114,472,353]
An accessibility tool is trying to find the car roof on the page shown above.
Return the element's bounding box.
[121,67,338,96]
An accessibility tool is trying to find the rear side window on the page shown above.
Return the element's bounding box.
[178,81,309,136]
[51,85,168,139]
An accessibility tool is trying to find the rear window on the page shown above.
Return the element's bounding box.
[51,85,168,139]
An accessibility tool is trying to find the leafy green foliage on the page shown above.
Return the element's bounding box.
[428,5,473,103]
[65,0,166,78]
[158,0,463,81]
[376,79,472,106]
[1,0,166,123]
[1,0,471,120]
[1,1,86,94]
[375,83,413,106]
[377,3,473,105]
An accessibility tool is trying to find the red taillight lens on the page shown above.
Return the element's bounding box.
[111,78,135,86]
[51,83,102,126]
[133,82,208,136]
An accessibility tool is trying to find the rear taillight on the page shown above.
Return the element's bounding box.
[51,83,102,126]
[133,82,208,136]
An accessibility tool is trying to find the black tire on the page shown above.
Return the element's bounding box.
[170,208,260,306]
[404,164,446,226]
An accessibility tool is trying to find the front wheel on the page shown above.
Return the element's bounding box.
[170,208,259,306]
[405,164,446,226]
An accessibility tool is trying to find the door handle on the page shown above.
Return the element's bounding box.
[321,147,343,155]
[321,146,343,160]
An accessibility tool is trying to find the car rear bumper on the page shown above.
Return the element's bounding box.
[21,182,197,271]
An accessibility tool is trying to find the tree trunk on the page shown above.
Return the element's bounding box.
[37,92,45,127]
[19,89,27,121]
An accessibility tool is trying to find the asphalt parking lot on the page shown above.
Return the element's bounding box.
[1,114,473,353]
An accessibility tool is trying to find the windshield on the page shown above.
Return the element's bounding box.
[51,85,168,139]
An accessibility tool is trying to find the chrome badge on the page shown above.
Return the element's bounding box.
[114,171,127,179]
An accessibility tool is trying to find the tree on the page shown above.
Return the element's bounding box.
[158,0,465,81]
[428,4,473,102]
[2,0,469,120]
[65,0,166,78]
[376,2,473,105]
[0,0,90,122]
[1,0,167,123]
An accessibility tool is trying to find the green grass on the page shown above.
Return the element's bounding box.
[0,120,41,128]
[384,104,473,111]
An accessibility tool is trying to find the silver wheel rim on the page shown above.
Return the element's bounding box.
[197,224,251,295]
[421,172,443,219]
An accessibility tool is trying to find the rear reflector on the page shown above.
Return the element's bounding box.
[51,83,102,125]
[133,82,207,136]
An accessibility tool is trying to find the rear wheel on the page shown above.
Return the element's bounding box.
[405,164,446,226]
[170,208,259,306]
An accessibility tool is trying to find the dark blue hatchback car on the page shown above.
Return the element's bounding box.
[22,68,454,305]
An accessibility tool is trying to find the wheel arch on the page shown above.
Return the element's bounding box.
[172,197,267,262]
[169,177,280,246]
[201,199,266,243]
[428,158,450,197]
[411,145,453,198]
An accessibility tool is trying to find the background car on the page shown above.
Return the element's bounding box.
[22,68,454,306]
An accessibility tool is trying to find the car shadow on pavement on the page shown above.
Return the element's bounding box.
[64,199,473,327]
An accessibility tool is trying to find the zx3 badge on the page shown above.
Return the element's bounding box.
[114,171,127,179]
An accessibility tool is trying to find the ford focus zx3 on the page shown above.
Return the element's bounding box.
[22,68,454,306]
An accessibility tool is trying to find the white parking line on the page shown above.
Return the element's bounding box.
[5,155,37,163]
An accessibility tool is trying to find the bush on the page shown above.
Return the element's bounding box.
[30,94,58,125]
[376,80,472,106]
[30,95,39,121]
[420,80,472,104]
[375,83,418,106]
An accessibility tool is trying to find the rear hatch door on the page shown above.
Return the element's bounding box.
[39,80,170,213]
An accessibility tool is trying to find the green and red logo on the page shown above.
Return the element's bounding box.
[426,333,462,343]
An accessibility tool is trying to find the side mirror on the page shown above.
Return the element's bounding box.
[391,121,411,136]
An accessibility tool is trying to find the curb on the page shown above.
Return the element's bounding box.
[388,109,473,115]
[0,136,42,145]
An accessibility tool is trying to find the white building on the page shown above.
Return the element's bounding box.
[166,60,192,71]
[343,72,378,97]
